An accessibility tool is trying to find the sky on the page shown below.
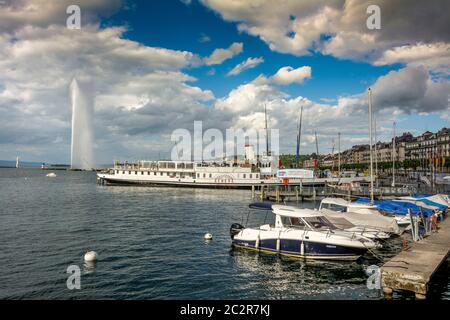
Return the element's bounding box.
[0,0,449,164]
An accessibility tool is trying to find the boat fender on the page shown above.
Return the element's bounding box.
[255,234,260,250]
[204,233,213,240]
[300,242,305,256]
[84,251,98,262]
[276,232,281,252]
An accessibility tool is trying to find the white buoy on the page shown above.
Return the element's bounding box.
[84,251,98,262]
[46,172,56,177]
[204,233,213,240]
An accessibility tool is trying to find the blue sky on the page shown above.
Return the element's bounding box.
[100,0,447,139]
[104,0,397,99]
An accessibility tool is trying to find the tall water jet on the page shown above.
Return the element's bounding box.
[70,78,94,170]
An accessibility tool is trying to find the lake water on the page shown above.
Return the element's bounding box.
[0,168,449,299]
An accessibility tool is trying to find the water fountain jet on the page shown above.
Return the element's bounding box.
[70,78,94,170]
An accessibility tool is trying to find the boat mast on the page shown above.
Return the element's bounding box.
[368,88,375,204]
[296,105,303,167]
[315,131,319,157]
[392,121,396,187]
[264,103,269,156]
[338,132,341,177]
[374,113,378,179]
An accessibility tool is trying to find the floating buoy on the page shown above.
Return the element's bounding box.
[46,172,56,177]
[84,251,98,262]
[204,233,213,240]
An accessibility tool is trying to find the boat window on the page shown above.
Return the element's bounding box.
[129,171,131,174]
[123,171,125,174]
[243,174,246,178]
[304,217,336,230]
[280,216,305,228]
[249,174,252,178]
[209,174,212,178]
[325,204,346,212]
[141,171,144,175]
[154,172,156,175]
[135,171,138,175]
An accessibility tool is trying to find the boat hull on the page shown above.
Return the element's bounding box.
[232,238,366,261]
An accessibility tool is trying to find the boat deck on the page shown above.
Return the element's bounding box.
[381,216,450,298]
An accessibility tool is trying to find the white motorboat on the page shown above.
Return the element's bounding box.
[319,198,400,237]
[230,203,381,261]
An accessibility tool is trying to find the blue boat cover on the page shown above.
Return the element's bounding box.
[248,202,273,210]
[355,198,434,217]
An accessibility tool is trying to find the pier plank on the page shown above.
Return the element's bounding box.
[381,217,450,296]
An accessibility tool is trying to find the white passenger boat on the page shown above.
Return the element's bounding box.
[230,203,380,261]
[319,198,400,236]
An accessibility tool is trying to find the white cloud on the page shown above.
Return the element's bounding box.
[227,57,264,76]
[271,66,312,85]
[201,0,450,73]
[250,66,312,86]
[0,0,122,34]
[203,42,243,65]
[198,33,211,43]
[0,21,214,163]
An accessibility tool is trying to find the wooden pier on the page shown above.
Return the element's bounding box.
[381,216,450,299]
[251,184,413,202]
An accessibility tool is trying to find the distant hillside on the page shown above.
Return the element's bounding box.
[0,160,45,168]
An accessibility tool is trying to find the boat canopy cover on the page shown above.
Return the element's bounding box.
[272,205,323,218]
[248,202,272,210]
[398,195,449,210]
[321,197,350,207]
[321,197,378,211]
[355,198,434,217]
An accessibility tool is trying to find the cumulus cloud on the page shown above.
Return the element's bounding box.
[0,1,216,163]
[227,57,264,76]
[251,66,312,86]
[0,0,122,34]
[201,0,450,72]
[212,64,450,154]
[203,42,243,65]
[371,66,450,113]
[271,66,312,85]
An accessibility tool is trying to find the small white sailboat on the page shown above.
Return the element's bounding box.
[230,203,380,261]
[46,172,57,177]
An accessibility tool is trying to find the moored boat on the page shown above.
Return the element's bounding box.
[230,203,380,261]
